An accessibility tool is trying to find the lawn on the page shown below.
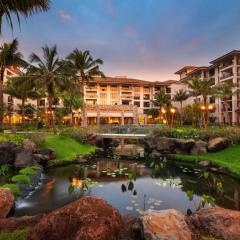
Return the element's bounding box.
[41,135,95,164]
[171,145,240,175]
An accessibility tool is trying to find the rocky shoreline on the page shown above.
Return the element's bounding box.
[1,189,240,240]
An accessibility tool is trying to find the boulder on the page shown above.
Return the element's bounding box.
[0,188,14,218]
[156,137,177,154]
[198,160,210,167]
[189,207,240,240]
[140,209,193,240]
[190,141,207,155]
[23,139,37,153]
[29,196,123,240]
[36,148,56,160]
[33,153,50,165]
[0,215,43,233]
[176,139,195,154]
[0,142,16,165]
[207,137,228,152]
[14,146,35,169]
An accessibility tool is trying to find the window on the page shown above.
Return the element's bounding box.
[100,93,107,99]
[134,94,140,100]
[133,86,140,92]
[111,93,118,99]
[99,99,107,105]
[144,94,150,100]
[209,97,215,104]
[166,87,171,94]
[100,85,107,91]
[144,87,150,93]
[39,99,45,106]
[122,100,131,105]
[134,101,140,107]
[144,102,150,108]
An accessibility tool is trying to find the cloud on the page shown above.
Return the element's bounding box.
[58,10,72,21]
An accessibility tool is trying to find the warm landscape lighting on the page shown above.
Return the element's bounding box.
[170,108,176,114]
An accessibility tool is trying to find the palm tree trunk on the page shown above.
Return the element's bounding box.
[80,75,86,126]
[21,98,25,127]
[180,101,183,125]
[0,68,5,132]
[48,95,56,134]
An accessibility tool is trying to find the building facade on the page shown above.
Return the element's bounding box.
[174,50,240,125]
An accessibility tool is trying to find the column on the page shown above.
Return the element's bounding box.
[232,56,238,125]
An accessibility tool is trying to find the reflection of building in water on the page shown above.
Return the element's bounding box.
[224,189,240,210]
[83,160,149,181]
[114,144,144,157]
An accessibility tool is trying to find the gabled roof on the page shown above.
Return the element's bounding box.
[174,66,198,75]
[210,50,240,64]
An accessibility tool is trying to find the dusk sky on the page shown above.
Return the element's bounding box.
[2,0,240,81]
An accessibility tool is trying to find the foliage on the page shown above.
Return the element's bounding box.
[0,228,29,240]
[11,174,31,184]
[19,166,40,176]
[60,127,91,143]
[0,164,11,176]
[1,183,21,195]
[0,133,24,144]
[24,132,46,147]
[152,89,171,109]
[0,0,49,33]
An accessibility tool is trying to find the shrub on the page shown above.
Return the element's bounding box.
[0,229,29,240]
[60,127,91,143]
[2,184,21,195]
[23,132,46,147]
[0,164,11,176]
[0,133,24,145]
[11,174,31,184]
[19,166,40,176]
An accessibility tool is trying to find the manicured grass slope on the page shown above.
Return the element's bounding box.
[172,145,240,175]
[42,135,95,161]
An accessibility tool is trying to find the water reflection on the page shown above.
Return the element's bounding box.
[14,159,240,217]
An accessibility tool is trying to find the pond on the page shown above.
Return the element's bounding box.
[14,157,240,217]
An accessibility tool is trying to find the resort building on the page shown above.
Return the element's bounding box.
[70,77,175,125]
[174,50,240,125]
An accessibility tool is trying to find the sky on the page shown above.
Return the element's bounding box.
[1,0,240,81]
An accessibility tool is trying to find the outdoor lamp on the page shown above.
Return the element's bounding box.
[208,104,213,110]
[200,105,206,111]
[161,108,166,114]
[170,108,176,114]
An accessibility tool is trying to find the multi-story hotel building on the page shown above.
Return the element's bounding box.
[174,50,240,125]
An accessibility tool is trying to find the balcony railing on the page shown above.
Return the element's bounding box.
[219,73,233,80]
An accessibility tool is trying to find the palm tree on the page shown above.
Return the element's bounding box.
[214,83,236,125]
[0,38,24,131]
[186,77,202,103]
[66,49,104,125]
[4,73,39,126]
[29,45,73,133]
[0,0,50,34]
[152,89,171,125]
[173,89,189,125]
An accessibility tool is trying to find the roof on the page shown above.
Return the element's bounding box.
[210,50,240,64]
[91,77,176,86]
[174,66,198,75]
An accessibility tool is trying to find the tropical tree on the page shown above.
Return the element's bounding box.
[0,38,25,131]
[152,89,171,123]
[0,0,50,34]
[28,45,74,133]
[173,89,189,125]
[213,83,236,125]
[3,74,39,126]
[186,77,202,102]
[62,95,83,126]
[66,49,104,125]
[146,108,159,123]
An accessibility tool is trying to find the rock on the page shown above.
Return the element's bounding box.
[190,141,207,155]
[151,150,162,158]
[14,146,35,169]
[23,139,37,153]
[0,142,17,165]
[207,137,228,152]
[198,160,210,167]
[0,188,14,218]
[29,196,123,240]
[176,139,195,154]
[36,148,56,160]
[140,209,193,240]
[0,215,43,233]
[33,153,50,165]
[156,137,177,154]
[189,207,240,240]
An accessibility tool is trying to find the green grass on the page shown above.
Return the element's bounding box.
[41,135,95,164]
[171,145,240,175]
[0,229,29,240]
[19,166,40,176]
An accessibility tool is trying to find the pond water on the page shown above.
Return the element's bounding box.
[14,157,240,217]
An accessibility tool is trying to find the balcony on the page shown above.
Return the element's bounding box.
[121,94,132,99]
[219,62,233,70]
[85,94,98,99]
[219,73,233,81]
